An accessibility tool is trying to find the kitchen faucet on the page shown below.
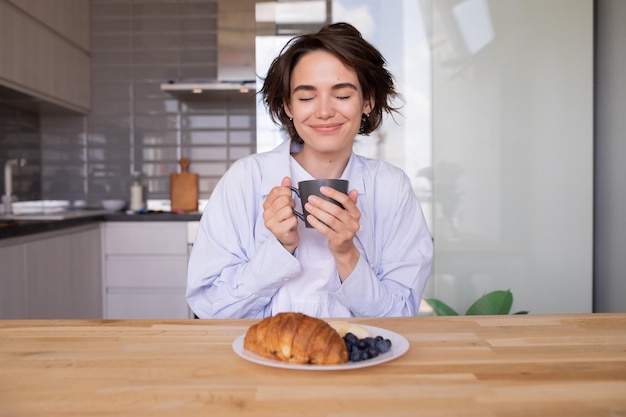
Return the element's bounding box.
[2,158,27,215]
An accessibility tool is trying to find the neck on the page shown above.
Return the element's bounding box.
[293,148,351,179]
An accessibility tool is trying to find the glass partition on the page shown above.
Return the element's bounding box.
[429,0,593,314]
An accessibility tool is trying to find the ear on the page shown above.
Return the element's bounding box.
[283,99,293,118]
[363,97,374,115]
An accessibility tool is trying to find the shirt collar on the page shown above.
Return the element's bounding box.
[340,151,365,197]
[259,139,292,197]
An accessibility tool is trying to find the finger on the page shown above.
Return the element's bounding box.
[305,199,359,234]
[265,195,295,221]
[348,189,358,204]
[319,186,356,212]
[307,210,359,251]
[265,204,298,232]
[281,176,293,187]
[307,193,360,224]
[272,206,298,229]
[264,183,294,210]
[306,196,342,220]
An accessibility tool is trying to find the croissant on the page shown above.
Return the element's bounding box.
[243,312,349,365]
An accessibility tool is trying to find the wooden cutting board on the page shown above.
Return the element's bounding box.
[170,158,198,212]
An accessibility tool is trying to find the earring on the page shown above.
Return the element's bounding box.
[359,113,369,133]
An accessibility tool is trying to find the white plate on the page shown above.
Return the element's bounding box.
[232,324,409,371]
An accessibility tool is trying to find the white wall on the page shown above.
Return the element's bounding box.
[594,0,626,312]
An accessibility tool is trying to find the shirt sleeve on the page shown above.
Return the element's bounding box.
[186,158,301,319]
[330,165,433,317]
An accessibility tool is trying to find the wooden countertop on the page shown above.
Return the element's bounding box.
[1,314,625,416]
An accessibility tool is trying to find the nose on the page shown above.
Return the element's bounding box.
[315,96,335,119]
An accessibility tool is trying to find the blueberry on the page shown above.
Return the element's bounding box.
[357,339,369,349]
[367,347,379,358]
[346,334,394,362]
[350,350,363,362]
[344,333,358,345]
[375,339,391,354]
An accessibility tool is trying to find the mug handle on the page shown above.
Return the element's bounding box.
[288,186,305,221]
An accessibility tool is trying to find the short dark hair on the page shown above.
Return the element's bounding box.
[260,22,402,143]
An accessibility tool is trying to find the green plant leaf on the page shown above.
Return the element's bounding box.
[424,298,459,316]
[465,290,513,315]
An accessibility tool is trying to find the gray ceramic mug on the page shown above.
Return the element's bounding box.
[290,179,349,228]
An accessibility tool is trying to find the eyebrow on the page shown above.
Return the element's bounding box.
[293,82,359,93]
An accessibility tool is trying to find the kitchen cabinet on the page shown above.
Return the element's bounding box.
[0,224,102,319]
[0,243,26,318]
[0,0,90,113]
[101,222,194,319]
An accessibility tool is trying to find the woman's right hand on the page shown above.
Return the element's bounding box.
[263,176,299,253]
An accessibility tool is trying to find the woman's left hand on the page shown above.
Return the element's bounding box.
[304,186,361,281]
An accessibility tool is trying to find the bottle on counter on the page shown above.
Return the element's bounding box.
[129,171,146,212]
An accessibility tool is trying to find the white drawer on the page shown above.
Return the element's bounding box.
[104,222,187,255]
[105,255,188,288]
[106,289,190,319]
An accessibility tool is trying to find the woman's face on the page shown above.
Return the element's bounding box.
[285,50,372,158]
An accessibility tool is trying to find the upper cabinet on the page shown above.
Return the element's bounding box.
[0,0,91,113]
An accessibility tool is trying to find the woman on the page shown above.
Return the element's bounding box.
[186,22,433,319]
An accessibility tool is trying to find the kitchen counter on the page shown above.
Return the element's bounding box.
[0,210,202,240]
[0,313,624,416]
[103,211,202,221]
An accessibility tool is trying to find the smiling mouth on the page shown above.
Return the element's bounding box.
[311,123,341,133]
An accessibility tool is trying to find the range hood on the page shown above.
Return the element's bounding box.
[160,79,256,95]
[161,0,256,97]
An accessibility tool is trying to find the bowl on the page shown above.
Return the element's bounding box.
[101,199,126,211]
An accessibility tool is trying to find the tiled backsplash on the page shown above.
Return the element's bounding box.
[1,0,256,206]
[0,102,41,202]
